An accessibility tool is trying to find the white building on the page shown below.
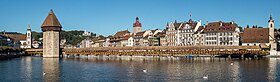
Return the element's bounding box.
[166,19,202,46]
[166,21,180,46]
[26,24,32,48]
[127,37,134,46]
[194,26,205,46]
[203,21,240,46]
[80,38,93,48]
[178,19,202,46]
[82,30,91,36]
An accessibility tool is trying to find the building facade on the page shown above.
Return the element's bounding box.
[26,24,32,48]
[178,19,202,46]
[166,21,181,46]
[80,38,93,48]
[203,21,240,46]
[194,26,205,46]
[240,28,269,46]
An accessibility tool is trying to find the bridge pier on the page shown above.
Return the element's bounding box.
[254,55,258,59]
[239,54,245,60]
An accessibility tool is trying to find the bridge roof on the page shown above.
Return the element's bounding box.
[63,46,260,51]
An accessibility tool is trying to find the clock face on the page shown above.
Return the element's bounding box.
[138,28,140,30]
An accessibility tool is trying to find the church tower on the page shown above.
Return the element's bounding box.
[26,24,32,48]
[268,15,276,51]
[133,17,142,33]
[41,9,62,58]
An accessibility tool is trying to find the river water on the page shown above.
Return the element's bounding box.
[0,56,280,82]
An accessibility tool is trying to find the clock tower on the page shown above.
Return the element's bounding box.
[133,17,142,33]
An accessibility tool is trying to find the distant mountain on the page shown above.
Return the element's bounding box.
[0,31,22,35]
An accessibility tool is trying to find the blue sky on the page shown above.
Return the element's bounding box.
[0,0,279,36]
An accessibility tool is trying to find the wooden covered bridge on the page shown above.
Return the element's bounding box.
[25,46,269,57]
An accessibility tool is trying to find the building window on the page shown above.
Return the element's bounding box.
[247,44,249,46]
[271,24,273,28]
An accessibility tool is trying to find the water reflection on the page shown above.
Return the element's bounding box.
[1,56,280,81]
[268,58,280,81]
[43,58,60,82]
[62,56,278,82]
[21,57,32,82]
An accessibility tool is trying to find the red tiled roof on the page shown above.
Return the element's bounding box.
[4,34,26,42]
[240,28,269,43]
[135,31,145,37]
[133,17,142,27]
[203,21,238,33]
[114,30,130,37]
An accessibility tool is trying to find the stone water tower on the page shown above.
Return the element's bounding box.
[41,9,62,58]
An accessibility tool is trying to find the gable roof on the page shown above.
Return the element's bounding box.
[2,34,26,42]
[240,28,269,43]
[194,26,205,34]
[114,30,130,37]
[135,31,145,37]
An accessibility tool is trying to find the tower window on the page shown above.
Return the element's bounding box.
[271,24,273,28]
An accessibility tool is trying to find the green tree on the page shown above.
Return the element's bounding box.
[246,25,249,28]
[32,30,99,46]
[239,27,244,32]
[32,31,42,41]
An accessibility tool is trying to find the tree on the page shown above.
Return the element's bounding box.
[239,27,244,32]
[32,30,100,46]
[32,31,42,41]
[246,25,249,28]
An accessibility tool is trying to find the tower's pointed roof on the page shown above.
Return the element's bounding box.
[41,9,62,28]
[268,14,274,23]
[133,17,142,27]
[27,24,31,30]
[166,22,169,28]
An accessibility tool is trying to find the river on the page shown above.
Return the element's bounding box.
[0,56,280,82]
